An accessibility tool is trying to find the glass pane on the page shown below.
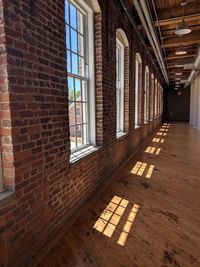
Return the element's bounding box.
[75,79,81,101]
[71,29,78,53]
[70,126,76,149]
[66,25,70,49]
[82,81,87,102]
[70,4,77,29]
[69,102,76,126]
[75,102,82,124]
[72,53,78,74]
[65,0,69,24]
[77,11,83,34]
[78,34,84,56]
[76,125,83,147]
[68,76,74,101]
[78,56,85,76]
[83,124,88,144]
[67,50,71,72]
[82,103,88,124]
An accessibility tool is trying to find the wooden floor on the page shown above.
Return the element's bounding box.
[37,123,200,267]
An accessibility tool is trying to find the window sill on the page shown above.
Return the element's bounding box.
[0,190,15,205]
[116,131,127,140]
[134,125,140,130]
[70,145,101,164]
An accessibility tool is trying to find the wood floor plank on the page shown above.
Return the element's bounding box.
[37,123,200,267]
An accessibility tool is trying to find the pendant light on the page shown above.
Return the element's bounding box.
[175,1,192,36]
[175,45,187,55]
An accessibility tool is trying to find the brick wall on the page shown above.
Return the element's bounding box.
[0,0,163,266]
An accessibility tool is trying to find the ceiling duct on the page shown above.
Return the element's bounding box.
[185,46,200,86]
[132,0,169,84]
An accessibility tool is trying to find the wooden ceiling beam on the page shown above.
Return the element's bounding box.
[165,52,195,61]
[155,14,200,27]
[157,2,200,20]
[162,30,200,48]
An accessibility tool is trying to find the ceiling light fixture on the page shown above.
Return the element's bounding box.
[175,46,187,55]
[175,19,192,36]
[175,1,192,36]
[175,72,182,75]
[175,63,184,67]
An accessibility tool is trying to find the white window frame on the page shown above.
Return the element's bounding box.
[116,38,125,135]
[150,73,154,121]
[144,66,149,123]
[66,0,96,154]
[154,79,158,118]
[135,53,142,128]
[0,152,3,192]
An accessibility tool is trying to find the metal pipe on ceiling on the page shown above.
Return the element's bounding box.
[133,0,169,84]
[185,46,200,86]
[119,0,164,85]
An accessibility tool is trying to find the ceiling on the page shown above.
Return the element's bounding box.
[135,0,200,86]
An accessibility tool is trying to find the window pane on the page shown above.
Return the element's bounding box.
[76,102,82,124]
[76,125,83,147]
[66,25,70,49]
[83,124,88,144]
[77,11,83,34]
[70,4,77,29]
[70,126,76,149]
[69,102,75,126]
[78,34,84,56]
[68,76,74,101]
[72,53,78,74]
[65,0,69,24]
[71,29,78,53]
[75,79,81,100]
[82,81,87,102]
[78,56,85,76]
[82,103,88,124]
[67,50,71,72]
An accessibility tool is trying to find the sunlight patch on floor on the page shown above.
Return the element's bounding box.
[117,204,140,246]
[145,146,161,155]
[93,196,129,238]
[131,161,155,179]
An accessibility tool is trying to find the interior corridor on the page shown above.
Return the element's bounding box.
[37,123,200,267]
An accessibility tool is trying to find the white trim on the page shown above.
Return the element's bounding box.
[67,0,96,151]
[70,145,100,163]
[116,38,125,134]
[0,152,3,192]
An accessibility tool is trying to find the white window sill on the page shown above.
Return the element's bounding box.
[116,131,127,139]
[70,145,101,164]
[0,190,15,205]
[134,125,140,130]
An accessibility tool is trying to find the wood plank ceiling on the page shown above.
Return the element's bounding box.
[136,0,200,86]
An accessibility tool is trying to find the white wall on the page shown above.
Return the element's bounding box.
[190,73,200,130]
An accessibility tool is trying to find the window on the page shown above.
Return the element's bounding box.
[0,153,3,192]
[154,79,158,118]
[116,38,124,134]
[150,74,154,121]
[144,66,150,123]
[65,0,95,152]
[135,53,142,128]
[116,29,129,136]
[158,83,160,116]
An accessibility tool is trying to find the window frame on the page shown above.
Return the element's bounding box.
[135,53,142,128]
[154,78,158,119]
[144,66,150,124]
[0,153,3,192]
[66,0,96,153]
[116,37,125,135]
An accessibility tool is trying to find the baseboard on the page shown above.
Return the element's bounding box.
[28,125,160,267]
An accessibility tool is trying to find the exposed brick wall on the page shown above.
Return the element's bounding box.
[0,0,163,266]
